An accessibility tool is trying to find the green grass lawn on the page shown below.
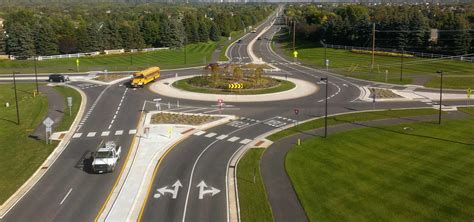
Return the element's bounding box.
[0,83,81,204]
[267,108,440,141]
[237,148,273,222]
[276,36,474,89]
[458,106,474,116]
[286,118,474,221]
[53,86,81,131]
[0,41,218,74]
[172,77,295,95]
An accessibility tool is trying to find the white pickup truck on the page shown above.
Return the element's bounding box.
[92,141,121,173]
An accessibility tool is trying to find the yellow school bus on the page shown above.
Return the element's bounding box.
[130,67,160,88]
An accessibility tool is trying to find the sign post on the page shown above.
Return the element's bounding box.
[325,59,329,71]
[43,117,54,144]
[294,108,299,127]
[67,97,72,116]
[468,88,472,105]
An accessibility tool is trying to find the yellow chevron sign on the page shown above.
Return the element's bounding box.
[228,83,243,89]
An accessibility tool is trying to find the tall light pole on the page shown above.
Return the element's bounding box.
[400,48,404,82]
[321,77,329,138]
[34,54,39,95]
[184,36,187,64]
[13,71,20,125]
[437,70,443,124]
[292,20,296,53]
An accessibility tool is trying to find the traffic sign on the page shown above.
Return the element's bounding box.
[43,117,54,127]
[228,83,243,89]
[325,59,329,66]
[468,87,472,99]
[217,99,223,104]
[294,109,299,115]
[293,50,298,58]
[67,97,72,107]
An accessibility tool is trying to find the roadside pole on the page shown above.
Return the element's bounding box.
[467,88,472,105]
[321,77,329,138]
[437,70,443,124]
[13,71,20,125]
[34,55,39,96]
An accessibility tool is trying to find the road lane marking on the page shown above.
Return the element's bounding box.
[115,130,123,135]
[73,133,82,138]
[129,129,137,135]
[87,132,96,137]
[101,131,110,137]
[204,133,217,138]
[216,135,228,140]
[59,188,73,205]
[239,139,252,144]
[194,131,206,136]
[227,136,240,142]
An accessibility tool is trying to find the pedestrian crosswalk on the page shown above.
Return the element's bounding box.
[227,116,297,129]
[73,129,137,139]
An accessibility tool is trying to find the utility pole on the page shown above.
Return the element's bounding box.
[400,49,404,81]
[34,54,39,95]
[371,23,375,70]
[292,20,296,53]
[437,70,443,124]
[13,71,20,125]
[321,77,329,138]
[184,36,187,64]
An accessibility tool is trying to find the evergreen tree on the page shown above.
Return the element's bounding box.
[6,23,35,57]
[101,21,123,50]
[34,21,59,56]
[141,20,160,47]
[209,22,220,41]
[197,21,209,42]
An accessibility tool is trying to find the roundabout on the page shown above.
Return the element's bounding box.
[149,75,318,102]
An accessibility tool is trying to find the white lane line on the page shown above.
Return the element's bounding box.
[59,188,73,205]
[101,131,110,137]
[87,132,96,137]
[227,136,240,142]
[73,133,82,138]
[194,131,206,136]
[128,129,137,135]
[205,133,217,138]
[216,134,228,140]
[115,130,123,135]
[113,114,117,120]
[239,139,252,144]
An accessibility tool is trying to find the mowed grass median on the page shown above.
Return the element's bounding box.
[276,36,474,89]
[0,84,80,204]
[286,118,474,221]
[237,148,273,222]
[0,41,217,74]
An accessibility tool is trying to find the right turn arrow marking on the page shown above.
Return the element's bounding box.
[197,180,220,200]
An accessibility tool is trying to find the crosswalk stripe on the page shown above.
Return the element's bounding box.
[73,133,82,138]
[240,139,252,144]
[129,129,137,135]
[228,136,240,142]
[216,135,228,140]
[101,131,110,137]
[87,132,96,137]
[194,131,206,136]
[205,133,217,138]
[115,130,123,135]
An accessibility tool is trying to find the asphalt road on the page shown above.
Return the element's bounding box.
[1,7,471,222]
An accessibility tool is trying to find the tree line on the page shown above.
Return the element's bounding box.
[285,4,473,55]
[1,3,275,57]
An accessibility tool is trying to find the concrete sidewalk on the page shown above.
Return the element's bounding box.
[29,86,65,140]
[99,111,236,222]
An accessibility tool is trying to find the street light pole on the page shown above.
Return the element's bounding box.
[437,70,443,124]
[34,55,39,95]
[184,36,187,64]
[400,48,404,82]
[321,77,329,138]
[13,71,20,125]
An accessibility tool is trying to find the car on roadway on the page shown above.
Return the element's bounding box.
[251,28,257,33]
[48,74,69,82]
[237,39,242,44]
[91,141,122,173]
[257,37,262,40]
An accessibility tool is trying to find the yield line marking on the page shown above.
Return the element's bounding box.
[59,188,73,205]
[205,133,217,138]
[227,136,240,142]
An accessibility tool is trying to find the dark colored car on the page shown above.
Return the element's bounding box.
[48,74,69,82]
[237,39,242,44]
[257,37,262,40]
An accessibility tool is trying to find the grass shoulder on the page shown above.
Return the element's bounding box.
[286,117,474,221]
[0,83,81,204]
[267,108,440,141]
[237,148,274,222]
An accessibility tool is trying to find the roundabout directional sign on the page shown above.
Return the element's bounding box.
[228,83,243,89]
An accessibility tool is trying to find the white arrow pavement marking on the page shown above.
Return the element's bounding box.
[153,180,183,199]
[197,180,220,200]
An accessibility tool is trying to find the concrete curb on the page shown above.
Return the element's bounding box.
[149,75,318,103]
[226,105,468,222]
[97,111,237,221]
[0,85,87,219]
